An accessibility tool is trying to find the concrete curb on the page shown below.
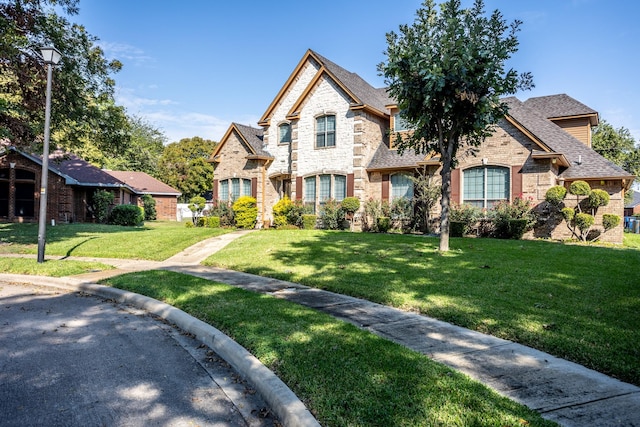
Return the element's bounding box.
[0,274,320,427]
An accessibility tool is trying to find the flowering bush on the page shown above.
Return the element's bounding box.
[489,197,536,239]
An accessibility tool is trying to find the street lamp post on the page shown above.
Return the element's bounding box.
[37,46,62,263]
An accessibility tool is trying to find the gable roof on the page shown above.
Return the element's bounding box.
[209,122,272,161]
[104,170,181,196]
[523,94,599,125]
[259,49,390,126]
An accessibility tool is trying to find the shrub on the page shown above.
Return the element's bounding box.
[340,197,360,215]
[545,185,567,207]
[449,204,481,235]
[561,207,575,222]
[92,190,114,224]
[490,197,536,239]
[207,216,221,228]
[109,204,144,226]
[287,200,308,228]
[364,198,390,232]
[273,196,294,228]
[209,201,234,227]
[141,194,157,220]
[302,214,317,230]
[588,189,610,210]
[233,196,257,229]
[377,217,391,233]
[569,180,591,196]
[184,221,194,228]
[450,221,465,237]
[603,214,621,231]
[320,199,345,230]
[574,212,595,234]
[189,196,207,225]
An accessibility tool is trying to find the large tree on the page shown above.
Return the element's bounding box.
[378,0,532,251]
[158,136,216,202]
[0,0,128,154]
[592,120,640,181]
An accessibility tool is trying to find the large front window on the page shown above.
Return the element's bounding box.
[316,115,336,148]
[391,174,414,200]
[304,174,347,212]
[463,166,509,208]
[219,178,252,201]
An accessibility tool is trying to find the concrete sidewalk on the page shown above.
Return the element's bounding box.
[2,229,639,426]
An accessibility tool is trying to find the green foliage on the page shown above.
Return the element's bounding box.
[302,214,317,230]
[184,221,194,228]
[232,196,257,229]
[569,180,591,197]
[574,213,595,234]
[603,214,621,231]
[378,0,532,251]
[363,198,390,232]
[141,194,157,221]
[588,189,610,209]
[209,201,234,227]
[189,196,207,225]
[376,216,391,233]
[157,137,217,202]
[91,190,114,224]
[0,0,129,154]
[272,196,294,228]
[449,204,482,235]
[320,199,345,230]
[592,119,640,185]
[109,205,144,226]
[545,185,567,207]
[561,207,575,222]
[411,171,441,233]
[340,197,360,214]
[490,197,536,239]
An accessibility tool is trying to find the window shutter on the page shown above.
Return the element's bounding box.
[347,173,354,197]
[451,169,460,205]
[213,179,218,200]
[382,174,389,200]
[296,176,303,200]
[511,165,522,200]
[251,177,258,198]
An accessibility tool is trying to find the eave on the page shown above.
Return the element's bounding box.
[549,112,599,126]
[531,151,570,168]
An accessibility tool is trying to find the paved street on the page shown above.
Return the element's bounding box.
[0,281,277,427]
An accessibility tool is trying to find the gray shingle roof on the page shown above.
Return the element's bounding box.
[105,170,181,195]
[503,97,632,180]
[47,152,126,187]
[626,190,640,208]
[368,144,428,170]
[311,50,391,113]
[232,123,271,157]
[523,94,597,119]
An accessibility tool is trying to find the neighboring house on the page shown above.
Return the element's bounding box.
[0,146,180,223]
[625,191,640,217]
[210,49,633,243]
[104,170,181,221]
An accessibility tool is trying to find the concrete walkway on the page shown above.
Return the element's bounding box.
[2,229,639,426]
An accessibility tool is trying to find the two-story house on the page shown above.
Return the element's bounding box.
[209,49,633,243]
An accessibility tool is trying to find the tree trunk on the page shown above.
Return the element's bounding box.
[439,156,452,252]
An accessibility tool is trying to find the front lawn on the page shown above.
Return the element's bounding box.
[0,222,229,260]
[204,230,640,386]
[106,270,556,427]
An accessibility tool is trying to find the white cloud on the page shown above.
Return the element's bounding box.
[97,41,153,66]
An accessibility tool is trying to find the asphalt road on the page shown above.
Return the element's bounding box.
[0,281,278,427]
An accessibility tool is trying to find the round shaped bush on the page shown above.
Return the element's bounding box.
[109,204,144,226]
[588,189,610,208]
[545,185,567,206]
[561,207,575,222]
[232,196,258,229]
[569,180,591,196]
[272,196,294,228]
[340,197,361,214]
[603,214,621,231]
[574,212,594,232]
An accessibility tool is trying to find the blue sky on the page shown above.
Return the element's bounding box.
[72,0,640,144]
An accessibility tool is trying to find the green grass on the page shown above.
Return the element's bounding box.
[0,256,113,276]
[623,231,640,249]
[105,270,556,427]
[0,221,230,260]
[204,229,640,386]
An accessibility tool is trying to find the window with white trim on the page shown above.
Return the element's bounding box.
[279,123,291,144]
[391,174,414,200]
[463,166,509,208]
[316,115,336,148]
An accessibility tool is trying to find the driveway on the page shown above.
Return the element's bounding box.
[0,281,277,427]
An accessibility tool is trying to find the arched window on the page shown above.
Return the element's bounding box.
[279,123,291,144]
[315,115,336,148]
[391,174,414,200]
[463,166,509,208]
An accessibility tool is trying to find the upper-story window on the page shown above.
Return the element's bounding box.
[316,115,336,148]
[279,123,291,144]
[463,166,509,209]
[391,173,414,200]
[393,111,413,132]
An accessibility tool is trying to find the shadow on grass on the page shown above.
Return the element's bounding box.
[206,230,640,385]
[105,270,556,427]
[0,222,147,246]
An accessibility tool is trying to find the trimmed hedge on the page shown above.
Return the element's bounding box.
[109,204,144,226]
